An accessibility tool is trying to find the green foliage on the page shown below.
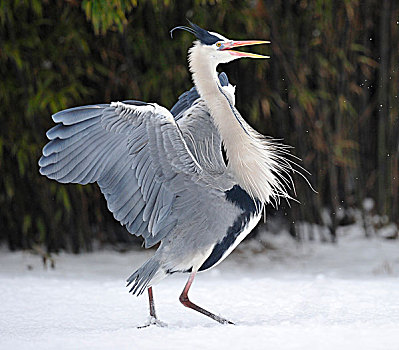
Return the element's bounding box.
[82,0,138,34]
[1,0,398,251]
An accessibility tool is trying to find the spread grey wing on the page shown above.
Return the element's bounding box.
[39,101,208,248]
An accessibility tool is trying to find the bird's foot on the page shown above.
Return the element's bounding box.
[213,315,235,325]
[137,316,167,329]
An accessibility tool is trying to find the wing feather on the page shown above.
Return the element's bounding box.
[39,73,235,248]
[40,101,206,247]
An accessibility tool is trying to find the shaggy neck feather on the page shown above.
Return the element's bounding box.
[188,43,291,204]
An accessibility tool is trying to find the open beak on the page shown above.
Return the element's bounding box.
[221,40,270,58]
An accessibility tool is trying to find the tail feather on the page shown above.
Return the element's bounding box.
[127,258,163,296]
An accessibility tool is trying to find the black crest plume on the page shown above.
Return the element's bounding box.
[170,20,220,45]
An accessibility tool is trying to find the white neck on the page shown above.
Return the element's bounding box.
[188,42,293,204]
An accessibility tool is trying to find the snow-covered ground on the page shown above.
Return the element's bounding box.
[1,224,399,350]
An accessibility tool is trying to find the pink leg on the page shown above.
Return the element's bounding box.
[148,287,157,318]
[179,272,234,325]
[138,287,166,328]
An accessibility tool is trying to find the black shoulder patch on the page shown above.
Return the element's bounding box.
[199,212,247,271]
[225,185,259,213]
[198,185,261,272]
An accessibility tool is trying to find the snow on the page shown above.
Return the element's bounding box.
[1,224,399,350]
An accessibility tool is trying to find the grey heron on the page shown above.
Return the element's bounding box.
[39,21,297,326]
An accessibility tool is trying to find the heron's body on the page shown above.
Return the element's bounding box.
[39,22,295,325]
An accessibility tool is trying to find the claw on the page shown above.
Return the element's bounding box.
[137,316,168,329]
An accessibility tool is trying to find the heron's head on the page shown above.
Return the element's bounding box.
[170,21,270,66]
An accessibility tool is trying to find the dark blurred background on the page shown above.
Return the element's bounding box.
[1,0,398,252]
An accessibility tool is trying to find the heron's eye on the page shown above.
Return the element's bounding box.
[216,42,222,47]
